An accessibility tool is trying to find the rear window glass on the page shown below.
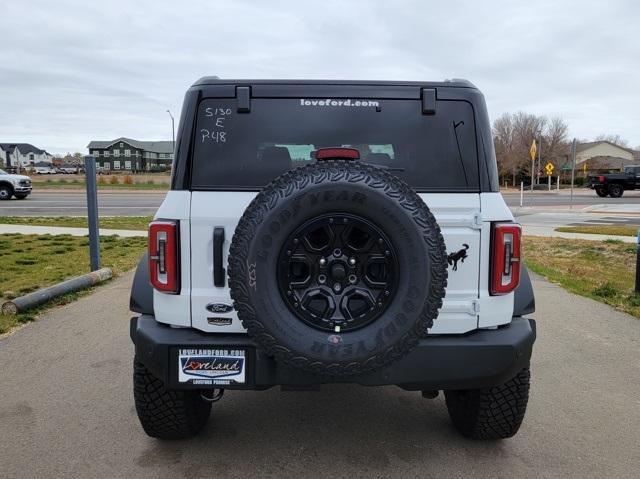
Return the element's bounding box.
[191,98,479,191]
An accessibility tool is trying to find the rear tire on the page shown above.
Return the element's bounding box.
[444,367,530,440]
[608,184,624,198]
[595,187,608,198]
[133,358,212,439]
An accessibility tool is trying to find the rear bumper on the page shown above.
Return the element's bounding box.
[130,315,536,391]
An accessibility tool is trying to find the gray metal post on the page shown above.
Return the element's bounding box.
[636,230,640,294]
[84,156,100,271]
[537,131,542,185]
[569,139,577,210]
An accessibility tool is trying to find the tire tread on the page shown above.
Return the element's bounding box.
[444,367,531,439]
[133,358,211,439]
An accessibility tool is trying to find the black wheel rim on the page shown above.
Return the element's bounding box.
[277,213,399,333]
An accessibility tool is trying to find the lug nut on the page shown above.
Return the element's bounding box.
[348,274,357,284]
[333,283,342,293]
[349,257,356,266]
[318,274,327,284]
[319,257,327,266]
[333,248,342,257]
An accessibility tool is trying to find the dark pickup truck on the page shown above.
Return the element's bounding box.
[589,165,640,198]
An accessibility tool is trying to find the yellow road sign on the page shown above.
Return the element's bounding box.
[545,162,554,176]
[530,140,537,161]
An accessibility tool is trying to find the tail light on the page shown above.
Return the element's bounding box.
[149,220,180,293]
[490,223,521,295]
[598,175,605,183]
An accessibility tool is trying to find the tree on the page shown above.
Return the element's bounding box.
[493,112,569,186]
[594,134,629,148]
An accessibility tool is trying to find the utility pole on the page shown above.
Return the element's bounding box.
[569,138,577,210]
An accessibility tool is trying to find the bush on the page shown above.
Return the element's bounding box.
[97,176,106,185]
[109,175,119,185]
[592,282,618,298]
[123,175,134,184]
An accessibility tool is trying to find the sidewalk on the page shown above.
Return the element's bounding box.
[0,222,633,242]
[0,224,146,237]
[522,225,636,243]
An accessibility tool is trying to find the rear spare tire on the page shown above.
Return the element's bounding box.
[228,160,447,376]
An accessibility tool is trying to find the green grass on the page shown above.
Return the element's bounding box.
[0,216,152,231]
[524,236,640,318]
[0,233,147,334]
[555,225,638,237]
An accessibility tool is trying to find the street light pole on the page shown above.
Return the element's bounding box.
[166,110,175,158]
[537,129,542,185]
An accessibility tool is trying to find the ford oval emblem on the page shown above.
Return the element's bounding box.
[206,303,234,314]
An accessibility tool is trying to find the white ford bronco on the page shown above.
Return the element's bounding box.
[129,78,536,440]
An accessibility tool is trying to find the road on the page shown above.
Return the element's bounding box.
[1,274,638,478]
[501,189,640,207]
[1,190,639,216]
[0,191,166,216]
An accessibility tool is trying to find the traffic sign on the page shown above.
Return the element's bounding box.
[545,162,554,176]
[530,140,537,161]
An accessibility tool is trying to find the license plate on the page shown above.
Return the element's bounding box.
[178,348,246,385]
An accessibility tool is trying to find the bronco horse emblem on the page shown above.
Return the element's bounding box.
[447,244,469,271]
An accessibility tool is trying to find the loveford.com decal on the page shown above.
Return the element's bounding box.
[178,349,245,385]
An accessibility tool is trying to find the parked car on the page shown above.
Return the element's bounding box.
[589,165,640,197]
[0,168,32,199]
[129,77,536,441]
[34,166,57,175]
[59,165,79,174]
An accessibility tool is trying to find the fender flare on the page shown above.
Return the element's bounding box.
[513,265,535,316]
[130,253,154,315]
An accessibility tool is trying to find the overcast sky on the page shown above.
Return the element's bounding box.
[1,0,638,154]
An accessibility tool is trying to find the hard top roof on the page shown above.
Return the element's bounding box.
[192,77,477,89]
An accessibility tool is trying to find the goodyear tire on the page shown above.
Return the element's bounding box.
[228,161,447,376]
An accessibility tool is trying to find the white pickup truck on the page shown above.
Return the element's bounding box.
[0,168,32,200]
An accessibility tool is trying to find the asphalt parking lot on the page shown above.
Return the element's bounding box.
[1,273,638,478]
